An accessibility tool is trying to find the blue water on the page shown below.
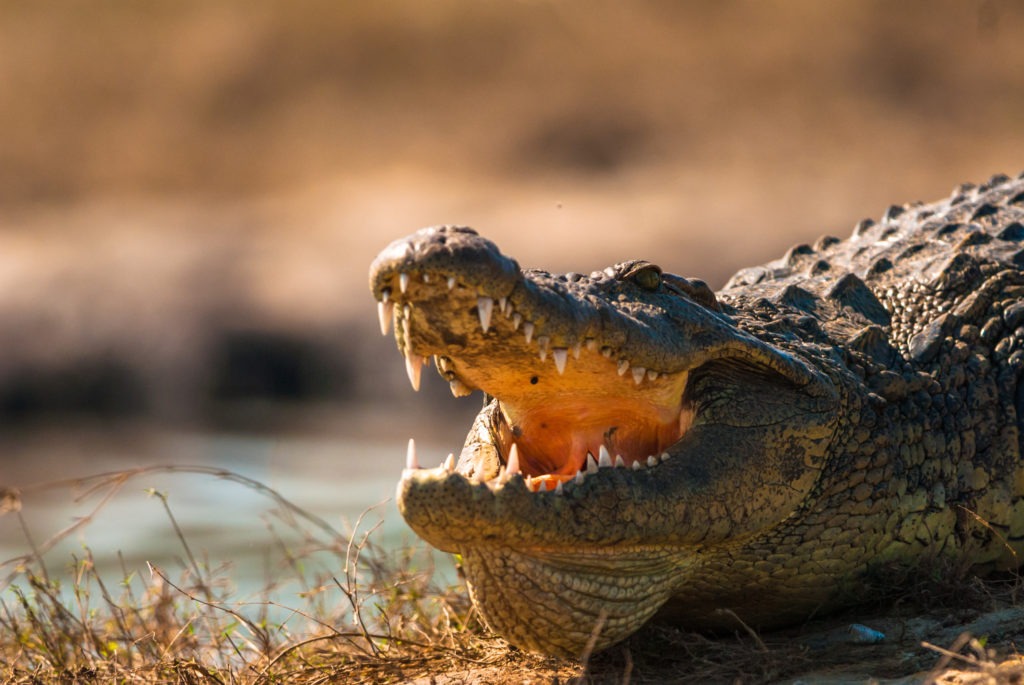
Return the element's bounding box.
[0,430,455,613]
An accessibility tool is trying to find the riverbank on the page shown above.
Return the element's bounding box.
[3,460,1024,683]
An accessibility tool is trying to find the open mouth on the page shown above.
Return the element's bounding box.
[372,235,698,493]
[370,225,836,520]
[370,226,841,655]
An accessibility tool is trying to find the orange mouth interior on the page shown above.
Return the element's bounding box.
[458,352,693,487]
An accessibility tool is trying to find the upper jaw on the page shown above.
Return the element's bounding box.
[369,225,704,483]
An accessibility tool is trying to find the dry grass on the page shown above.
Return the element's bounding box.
[0,467,493,683]
[3,468,1024,684]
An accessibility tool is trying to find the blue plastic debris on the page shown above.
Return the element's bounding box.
[847,623,886,644]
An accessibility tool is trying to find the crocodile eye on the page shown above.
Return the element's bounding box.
[631,266,662,291]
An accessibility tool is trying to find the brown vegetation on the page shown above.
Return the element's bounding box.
[2,1,1024,426]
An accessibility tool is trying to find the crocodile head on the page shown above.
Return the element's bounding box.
[369,226,839,656]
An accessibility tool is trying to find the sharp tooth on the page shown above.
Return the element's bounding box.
[575,470,585,484]
[660,452,671,462]
[552,348,568,374]
[614,454,625,468]
[381,288,391,303]
[523,322,535,344]
[586,452,599,474]
[507,443,521,475]
[586,339,597,352]
[498,465,509,484]
[601,347,613,358]
[512,313,523,330]
[405,352,425,391]
[632,366,646,384]
[378,300,394,336]
[399,272,410,294]
[498,297,507,314]
[598,445,612,468]
[647,369,659,381]
[477,297,494,332]
[555,480,564,494]
[406,438,419,470]
[537,336,549,355]
[632,460,642,471]
[447,276,456,290]
[449,379,473,397]
[647,455,658,467]
[525,475,535,491]
[617,359,630,376]
[571,343,581,360]
[443,453,455,473]
[403,304,412,320]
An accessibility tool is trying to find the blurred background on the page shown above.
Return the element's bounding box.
[1,0,1024,587]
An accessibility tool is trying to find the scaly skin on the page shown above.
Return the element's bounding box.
[368,172,1024,657]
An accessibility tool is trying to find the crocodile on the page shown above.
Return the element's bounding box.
[368,172,1024,657]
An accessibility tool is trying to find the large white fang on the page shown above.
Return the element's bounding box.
[523,322,535,344]
[399,272,410,294]
[378,300,394,336]
[478,296,494,333]
[507,443,521,475]
[552,348,568,374]
[598,445,612,468]
[443,453,455,473]
[405,352,425,391]
[586,452,599,474]
[406,438,419,469]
